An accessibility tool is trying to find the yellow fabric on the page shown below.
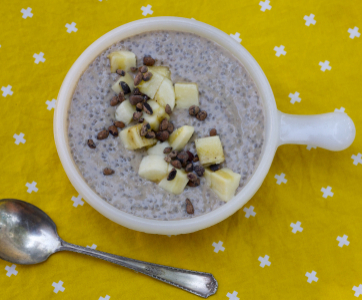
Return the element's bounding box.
[1,0,361,299]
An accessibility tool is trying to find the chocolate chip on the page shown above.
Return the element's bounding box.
[169,150,178,159]
[164,156,172,163]
[138,117,144,123]
[129,95,144,106]
[108,125,118,137]
[156,130,169,142]
[189,105,200,116]
[193,154,199,162]
[130,67,138,72]
[167,122,174,134]
[118,91,125,103]
[110,95,119,106]
[196,110,207,121]
[133,111,143,121]
[177,151,189,165]
[97,129,109,140]
[140,122,151,137]
[210,164,222,172]
[186,151,194,162]
[159,118,169,131]
[133,87,142,95]
[114,121,125,129]
[136,103,143,112]
[186,198,194,214]
[210,128,217,136]
[185,163,193,173]
[143,102,153,115]
[134,72,143,86]
[120,81,131,94]
[103,168,114,175]
[167,168,177,181]
[145,131,156,139]
[165,104,172,115]
[163,147,172,154]
[143,72,153,81]
[171,159,182,169]
[143,55,155,66]
[187,173,198,182]
[194,165,205,177]
[87,139,96,149]
[116,69,125,76]
[187,178,200,187]
[139,65,148,73]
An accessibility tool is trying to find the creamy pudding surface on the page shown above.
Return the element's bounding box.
[67,30,265,220]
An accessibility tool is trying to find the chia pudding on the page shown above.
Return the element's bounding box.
[67,30,265,221]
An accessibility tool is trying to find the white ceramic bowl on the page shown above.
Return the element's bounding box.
[54,17,356,235]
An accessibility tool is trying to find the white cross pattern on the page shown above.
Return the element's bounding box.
[321,186,333,198]
[86,244,97,249]
[304,14,316,26]
[5,264,18,277]
[243,206,256,218]
[305,271,318,283]
[226,291,240,300]
[21,7,33,19]
[352,153,362,166]
[274,45,286,57]
[52,281,65,293]
[33,52,45,64]
[13,133,26,145]
[337,235,349,247]
[141,5,153,16]
[290,221,303,234]
[348,27,360,39]
[258,255,271,268]
[230,32,242,43]
[353,285,362,297]
[65,22,78,33]
[71,195,84,207]
[26,181,38,193]
[306,145,317,150]
[46,99,56,110]
[259,0,271,11]
[212,241,225,253]
[274,173,287,185]
[319,60,331,72]
[1,85,13,97]
[334,107,345,113]
[99,296,110,300]
[289,92,301,104]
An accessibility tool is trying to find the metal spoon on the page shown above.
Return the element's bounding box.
[0,199,217,298]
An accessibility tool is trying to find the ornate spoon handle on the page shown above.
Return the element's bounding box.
[59,240,217,298]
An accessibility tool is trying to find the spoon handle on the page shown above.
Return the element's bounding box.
[59,240,217,298]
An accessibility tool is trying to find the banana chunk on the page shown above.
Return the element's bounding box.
[147,141,171,156]
[120,123,157,150]
[159,165,189,194]
[154,78,175,110]
[137,72,164,99]
[195,136,225,166]
[204,168,241,202]
[174,83,199,109]
[168,125,195,151]
[112,73,134,94]
[148,66,171,79]
[143,100,169,131]
[108,51,136,72]
[138,155,169,182]
[115,100,136,125]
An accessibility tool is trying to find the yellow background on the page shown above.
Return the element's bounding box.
[1,0,361,299]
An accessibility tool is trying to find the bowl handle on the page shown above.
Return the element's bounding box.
[277,110,356,151]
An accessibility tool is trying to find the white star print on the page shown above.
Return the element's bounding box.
[289,92,301,104]
[52,281,65,293]
[46,99,56,110]
[86,244,97,250]
[65,22,78,33]
[1,85,13,97]
[304,14,316,26]
[337,235,349,247]
[243,206,256,218]
[14,133,26,145]
[319,60,331,71]
[351,153,362,166]
[305,271,318,283]
[258,255,271,268]
[21,8,33,19]
[334,107,345,113]
[321,186,333,198]
[259,0,271,11]
[26,181,38,193]
[99,296,110,300]
[226,291,239,300]
[33,52,45,64]
[274,173,287,185]
[290,221,303,234]
[274,45,286,57]
[212,241,225,253]
[348,27,360,39]
[353,285,362,297]
[71,195,84,207]
[230,32,242,43]
[5,265,18,277]
[141,5,153,16]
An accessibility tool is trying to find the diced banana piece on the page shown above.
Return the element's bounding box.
[147,141,171,156]
[112,73,135,94]
[138,155,169,182]
[115,100,135,125]
[148,66,171,79]
[108,51,136,72]
[195,136,225,166]
[137,72,164,99]
[120,123,157,150]
[143,100,169,131]
[159,165,189,194]
[174,83,199,109]
[204,168,241,202]
[154,78,175,110]
[168,125,194,151]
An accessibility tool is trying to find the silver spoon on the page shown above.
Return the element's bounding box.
[0,199,217,298]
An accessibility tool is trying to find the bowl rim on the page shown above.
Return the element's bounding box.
[54,16,278,235]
